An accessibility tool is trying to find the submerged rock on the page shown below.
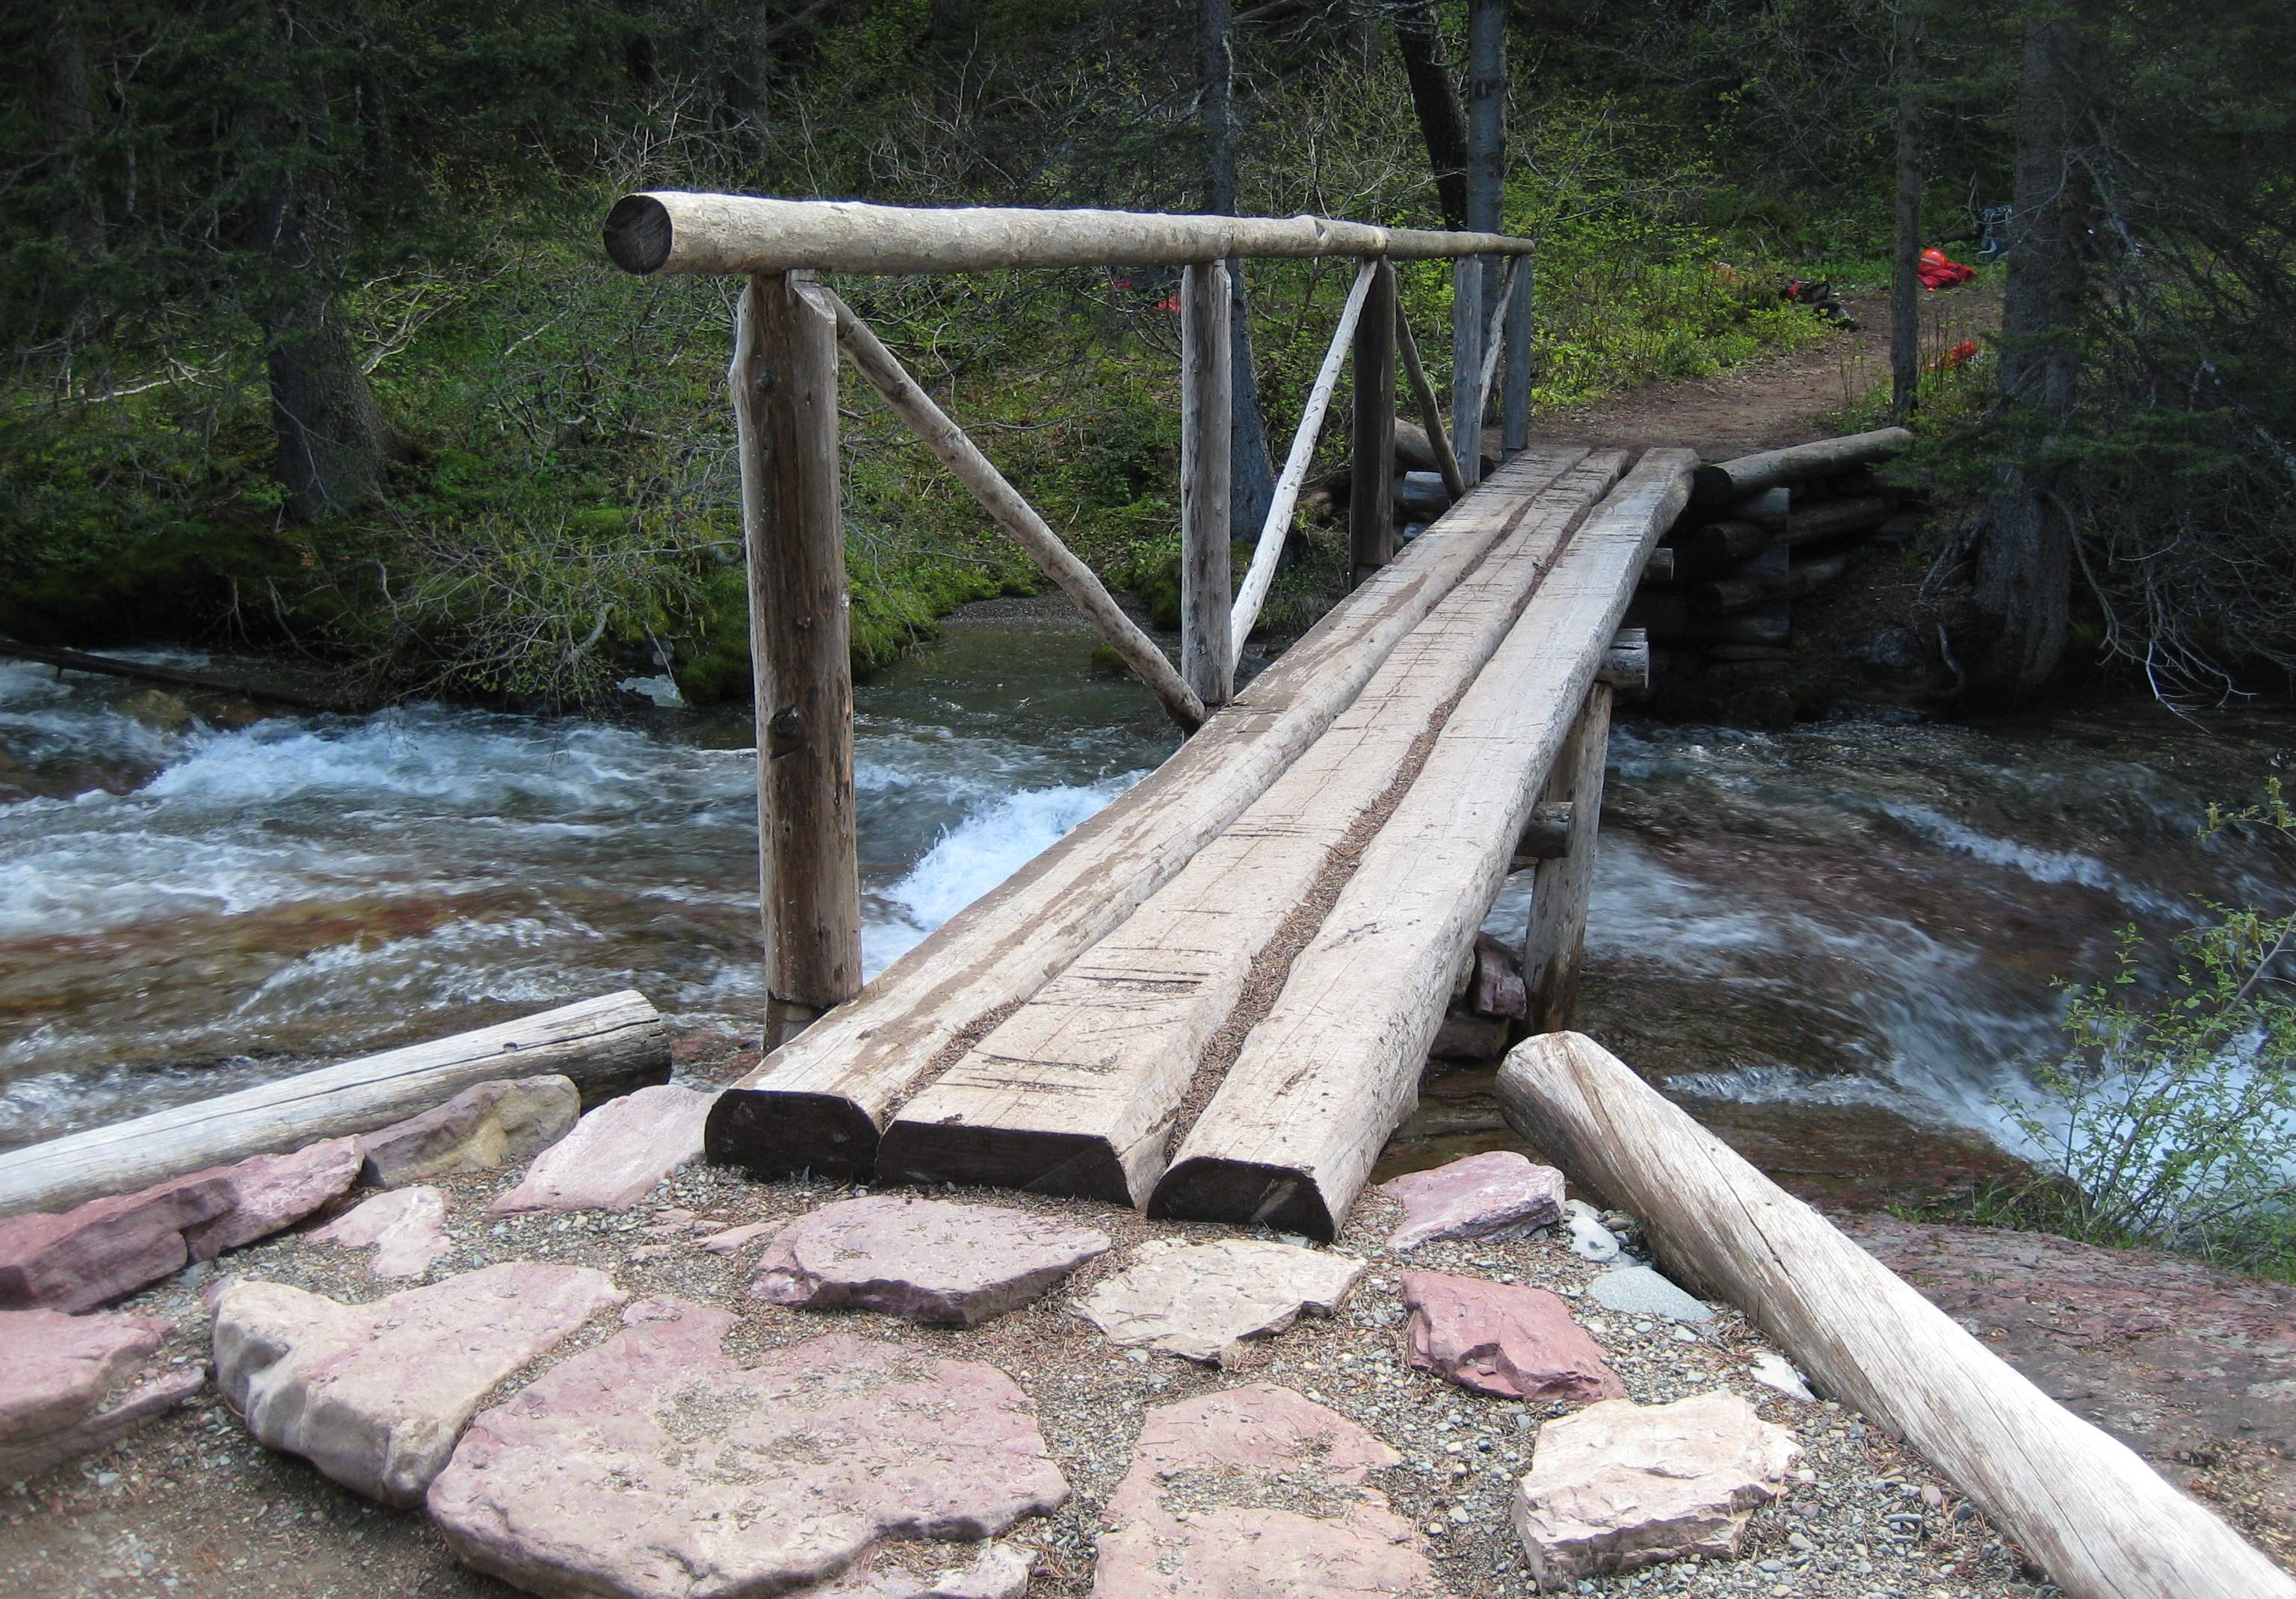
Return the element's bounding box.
[0,1308,205,1483]
[750,1196,1110,1326]
[357,1074,579,1187]
[1070,1238,1364,1365]
[428,1299,1067,1599]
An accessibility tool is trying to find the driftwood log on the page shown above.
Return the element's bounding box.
[876,450,1620,1205]
[703,454,1575,1181]
[606,193,1534,279]
[0,640,348,713]
[1495,1031,2296,1599]
[1148,450,1697,1238]
[1691,427,1913,507]
[0,993,670,1219]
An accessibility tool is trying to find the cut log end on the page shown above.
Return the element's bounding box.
[876,1122,1134,1206]
[1147,1157,1339,1242]
[604,194,673,275]
[702,1089,879,1183]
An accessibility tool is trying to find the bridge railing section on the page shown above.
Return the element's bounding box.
[602,192,1535,1043]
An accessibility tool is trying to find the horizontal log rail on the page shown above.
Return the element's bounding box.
[606,193,1535,278]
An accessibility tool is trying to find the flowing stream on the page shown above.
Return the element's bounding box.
[5,610,2293,1204]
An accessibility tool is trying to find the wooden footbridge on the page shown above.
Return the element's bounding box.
[604,192,1687,1239]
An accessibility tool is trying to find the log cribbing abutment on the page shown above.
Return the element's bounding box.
[1495,1031,2296,1599]
[1148,449,1698,1238]
[0,993,670,1219]
[702,463,1571,1182]
[824,291,1204,731]
[877,449,1617,1205]
[1689,426,1914,508]
[604,193,1535,278]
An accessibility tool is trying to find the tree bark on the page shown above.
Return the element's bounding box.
[1393,1,1469,230]
[1890,4,1922,420]
[1202,0,1277,547]
[1971,4,2102,705]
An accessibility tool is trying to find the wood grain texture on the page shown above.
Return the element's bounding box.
[703,455,1578,1181]
[877,449,1615,1204]
[1689,427,1914,507]
[1500,252,1533,455]
[1520,684,1611,1033]
[0,993,669,1218]
[1149,449,1697,1237]
[1448,256,1484,491]
[1180,261,1235,709]
[605,192,1535,279]
[734,273,861,1043]
[825,291,1203,732]
[1495,1031,2296,1599]
[1395,302,1466,501]
[1348,260,1398,588]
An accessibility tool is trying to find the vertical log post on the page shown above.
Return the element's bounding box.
[1501,253,1533,455]
[1180,260,1235,709]
[1521,682,1611,1032]
[1349,259,1398,590]
[1449,256,1483,490]
[732,271,862,1049]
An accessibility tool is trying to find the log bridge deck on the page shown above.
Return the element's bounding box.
[605,193,1685,1238]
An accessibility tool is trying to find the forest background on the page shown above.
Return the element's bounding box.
[1,0,2289,713]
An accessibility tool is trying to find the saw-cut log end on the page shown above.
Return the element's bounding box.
[703,1089,878,1183]
[1688,463,1738,508]
[1147,1157,1338,1242]
[877,1122,1135,1206]
[604,194,673,275]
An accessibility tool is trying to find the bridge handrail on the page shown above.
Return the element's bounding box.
[604,192,1534,278]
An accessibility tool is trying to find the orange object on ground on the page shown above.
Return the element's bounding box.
[1918,248,1976,291]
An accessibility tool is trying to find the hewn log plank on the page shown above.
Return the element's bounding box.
[735,273,861,1044]
[1233,259,1376,653]
[1348,261,1398,590]
[1395,304,1466,500]
[703,457,1579,1181]
[1494,1031,2296,1599]
[825,291,1203,732]
[0,994,670,1219]
[877,450,1614,1204]
[1519,684,1611,1033]
[1690,427,1913,507]
[605,193,1534,279]
[1149,449,1697,1237]
[1181,261,1235,709]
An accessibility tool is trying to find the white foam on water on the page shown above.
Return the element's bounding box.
[1875,800,2189,918]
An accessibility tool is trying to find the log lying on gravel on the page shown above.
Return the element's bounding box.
[1148,450,1697,1238]
[704,450,1590,1183]
[876,450,1620,1205]
[1689,427,1914,508]
[0,993,670,1219]
[1494,1031,2296,1599]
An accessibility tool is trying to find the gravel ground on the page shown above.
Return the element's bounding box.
[2,1157,2060,1599]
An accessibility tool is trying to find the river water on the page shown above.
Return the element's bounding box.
[5,614,2292,1205]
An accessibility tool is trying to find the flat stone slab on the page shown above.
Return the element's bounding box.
[1513,1390,1798,1582]
[1378,1151,1564,1250]
[312,1186,453,1278]
[1400,1272,1626,1404]
[750,1196,1111,1326]
[428,1299,1069,1599]
[0,1139,361,1313]
[1587,1264,1712,1323]
[358,1074,580,1187]
[696,1222,777,1256]
[0,1308,206,1483]
[811,1541,1034,1599]
[1096,1382,1439,1599]
[212,1261,623,1506]
[1070,1240,1364,1365]
[487,1085,716,1215]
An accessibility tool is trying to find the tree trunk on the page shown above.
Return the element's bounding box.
[1890,4,1922,420]
[1394,1,1469,230]
[1970,4,2101,705]
[1202,0,1275,545]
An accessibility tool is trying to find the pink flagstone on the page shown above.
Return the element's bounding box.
[0,1308,205,1483]
[750,1196,1110,1326]
[428,1299,1068,1599]
[1094,1383,1441,1599]
[1377,1150,1564,1250]
[487,1085,716,1215]
[1400,1271,1626,1403]
[182,1138,363,1259]
[311,1187,453,1278]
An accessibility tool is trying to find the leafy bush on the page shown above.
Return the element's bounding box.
[1993,787,2296,1275]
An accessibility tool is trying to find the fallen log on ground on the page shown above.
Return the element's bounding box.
[703,449,1590,1182]
[1493,1030,2296,1599]
[0,640,350,714]
[1690,427,1913,507]
[0,993,670,1219]
[1148,449,1697,1238]
[876,451,1621,1205]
